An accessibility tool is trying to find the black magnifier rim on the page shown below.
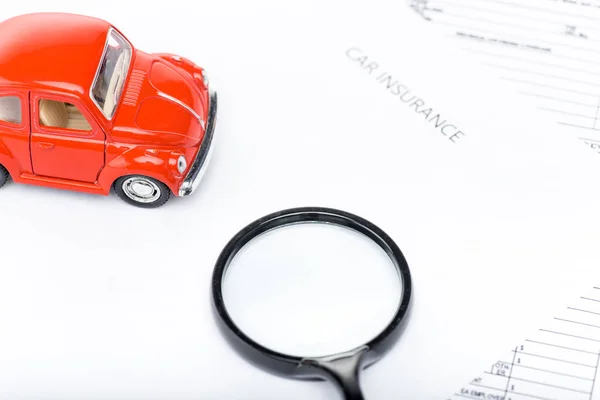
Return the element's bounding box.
[211,206,412,377]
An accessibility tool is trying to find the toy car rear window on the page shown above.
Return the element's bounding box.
[0,96,21,125]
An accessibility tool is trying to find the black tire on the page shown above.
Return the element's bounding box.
[0,164,9,189]
[113,175,171,208]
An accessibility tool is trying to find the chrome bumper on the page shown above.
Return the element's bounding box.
[178,88,217,197]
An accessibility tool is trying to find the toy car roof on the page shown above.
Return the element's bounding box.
[0,13,119,93]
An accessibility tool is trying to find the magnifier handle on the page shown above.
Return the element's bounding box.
[300,346,368,400]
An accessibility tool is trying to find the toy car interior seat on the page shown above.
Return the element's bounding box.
[39,99,91,131]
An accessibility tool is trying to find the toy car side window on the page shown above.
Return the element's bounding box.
[0,96,22,125]
[38,99,92,132]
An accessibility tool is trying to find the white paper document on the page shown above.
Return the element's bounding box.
[407,0,600,153]
[2,1,600,399]
[450,285,600,400]
[401,2,600,398]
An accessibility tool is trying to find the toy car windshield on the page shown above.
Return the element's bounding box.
[91,28,132,119]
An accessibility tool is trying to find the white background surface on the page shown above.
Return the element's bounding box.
[2,1,600,399]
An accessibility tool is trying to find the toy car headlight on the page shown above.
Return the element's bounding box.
[177,155,187,174]
[193,68,208,90]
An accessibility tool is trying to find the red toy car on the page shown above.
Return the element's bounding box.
[0,12,216,208]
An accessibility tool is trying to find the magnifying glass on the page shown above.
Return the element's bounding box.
[211,207,412,399]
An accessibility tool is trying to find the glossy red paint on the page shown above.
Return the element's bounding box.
[0,12,215,207]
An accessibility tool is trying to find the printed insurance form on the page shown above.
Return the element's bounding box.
[450,286,600,400]
[402,1,600,398]
[408,0,600,153]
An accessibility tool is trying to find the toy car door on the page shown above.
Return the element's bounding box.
[30,93,106,183]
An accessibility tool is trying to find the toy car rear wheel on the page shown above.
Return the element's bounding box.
[0,164,9,188]
[113,175,170,208]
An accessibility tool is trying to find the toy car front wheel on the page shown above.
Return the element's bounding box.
[0,164,9,188]
[113,175,170,208]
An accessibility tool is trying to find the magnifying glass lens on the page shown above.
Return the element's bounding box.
[222,222,404,358]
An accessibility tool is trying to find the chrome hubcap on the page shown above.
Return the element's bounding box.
[122,177,161,203]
